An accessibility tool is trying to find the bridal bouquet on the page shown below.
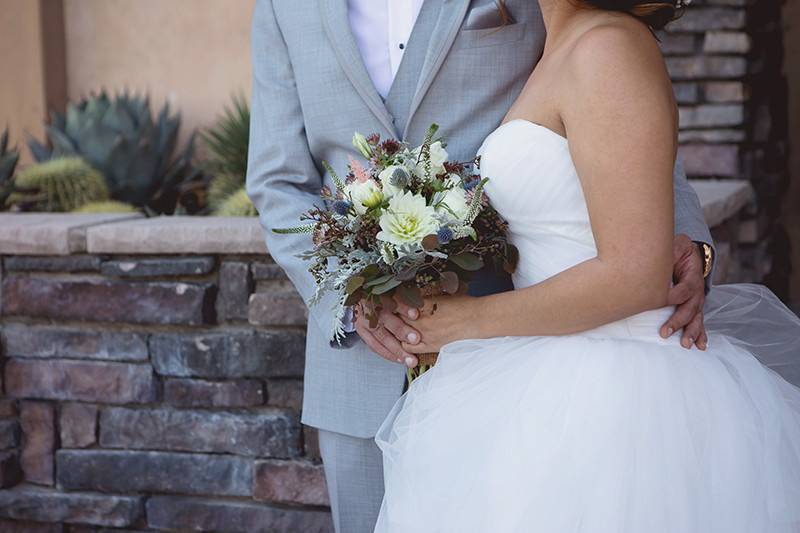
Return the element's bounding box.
[275,124,517,380]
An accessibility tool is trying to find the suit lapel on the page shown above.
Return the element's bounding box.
[319,0,398,137]
[404,0,471,138]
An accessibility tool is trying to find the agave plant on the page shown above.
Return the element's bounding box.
[0,127,20,208]
[28,91,208,214]
[145,132,209,215]
[201,94,249,179]
[213,186,257,217]
[7,157,108,212]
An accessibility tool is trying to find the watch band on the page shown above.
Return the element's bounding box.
[699,242,713,279]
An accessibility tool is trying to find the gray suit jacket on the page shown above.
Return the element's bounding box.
[246,0,714,438]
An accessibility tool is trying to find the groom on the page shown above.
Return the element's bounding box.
[246,1,715,531]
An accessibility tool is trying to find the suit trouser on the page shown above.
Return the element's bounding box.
[318,428,385,533]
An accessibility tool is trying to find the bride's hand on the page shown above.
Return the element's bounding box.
[398,293,477,355]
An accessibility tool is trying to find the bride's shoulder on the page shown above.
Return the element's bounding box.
[560,16,674,109]
[564,17,671,92]
[557,15,677,145]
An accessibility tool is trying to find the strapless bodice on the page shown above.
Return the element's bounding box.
[478,119,595,289]
[477,119,674,338]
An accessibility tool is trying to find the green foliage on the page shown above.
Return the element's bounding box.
[72,200,139,214]
[201,94,250,180]
[7,157,109,212]
[200,95,250,215]
[213,187,257,217]
[0,127,20,209]
[28,90,208,214]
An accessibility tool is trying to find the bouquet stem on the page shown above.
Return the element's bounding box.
[405,286,445,386]
[407,352,438,385]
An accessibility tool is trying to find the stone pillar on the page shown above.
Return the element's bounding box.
[662,0,791,295]
[782,0,800,305]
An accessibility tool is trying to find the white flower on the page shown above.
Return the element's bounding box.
[436,175,470,222]
[377,191,440,247]
[345,179,383,215]
[412,141,448,179]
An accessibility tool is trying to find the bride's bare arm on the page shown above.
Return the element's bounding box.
[402,23,677,353]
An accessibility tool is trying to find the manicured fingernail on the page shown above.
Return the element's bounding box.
[408,309,419,319]
[407,332,418,343]
[404,357,415,367]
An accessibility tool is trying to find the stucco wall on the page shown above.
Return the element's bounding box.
[0,0,49,158]
[62,0,256,154]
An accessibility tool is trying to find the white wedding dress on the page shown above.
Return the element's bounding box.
[374,119,800,532]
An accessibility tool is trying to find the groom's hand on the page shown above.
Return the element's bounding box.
[660,234,708,350]
[354,298,422,368]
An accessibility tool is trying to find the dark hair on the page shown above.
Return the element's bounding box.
[581,1,684,30]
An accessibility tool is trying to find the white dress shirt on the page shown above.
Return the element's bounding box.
[347,0,426,99]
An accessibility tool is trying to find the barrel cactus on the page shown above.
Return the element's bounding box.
[7,157,108,212]
[28,91,207,213]
[213,187,257,216]
[208,173,245,211]
[0,128,19,209]
[72,200,139,214]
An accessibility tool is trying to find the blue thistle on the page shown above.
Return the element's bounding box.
[389,166,410,189]
[437,227,454,244]
[332,200,352,216]
[464,178,480,190]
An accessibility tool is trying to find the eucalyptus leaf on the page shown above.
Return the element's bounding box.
[422,234,439,251]
[450,252,484,271]
[344,289,363,307]
[396,266,418,282]
[361,264,380,278]
[440,271,460,294]
[397,283,423,308]
[364,273,394,288]
[504,244,520,274]
[371,277,403,295]
[346,276,365,295]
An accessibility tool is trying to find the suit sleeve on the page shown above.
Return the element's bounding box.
[246,0,328,326]
[673,156,716,292]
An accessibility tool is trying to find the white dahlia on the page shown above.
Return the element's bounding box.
[377,191,439,247]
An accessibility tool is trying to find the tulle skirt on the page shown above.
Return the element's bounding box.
[374,284,800,532]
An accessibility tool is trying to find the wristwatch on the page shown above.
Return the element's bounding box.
[696,242,714,279]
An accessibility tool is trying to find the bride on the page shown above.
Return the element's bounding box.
[372,1,800,531]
